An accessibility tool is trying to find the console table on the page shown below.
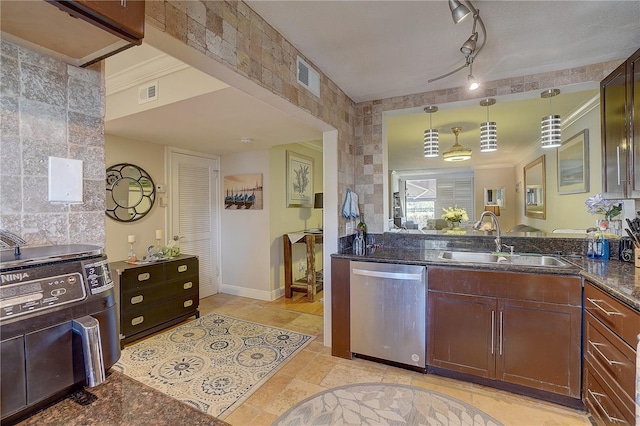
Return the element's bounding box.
[283,231,323,302]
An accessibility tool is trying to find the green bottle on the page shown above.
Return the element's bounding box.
[357,214,367,241]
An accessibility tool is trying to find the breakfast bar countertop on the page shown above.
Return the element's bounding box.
[15,371,229,426]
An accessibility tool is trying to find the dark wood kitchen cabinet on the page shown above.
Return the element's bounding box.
[110,255,199,347]
[601,47,640,199]
[1,0,145,67]
[428,267,582,399]
[583,282,640,425]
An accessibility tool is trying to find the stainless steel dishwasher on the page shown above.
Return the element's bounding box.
[350,261,426,368]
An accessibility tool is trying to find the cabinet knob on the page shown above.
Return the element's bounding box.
[131,316,144,326]
[130,295,144,304]
[137,272,150,281]
[183,282,193,290]
[184,299,193,308]
[177,265,188,273]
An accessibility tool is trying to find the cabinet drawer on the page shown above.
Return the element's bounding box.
[165,258,198,281]
[121,293,199,336]
[585,282,640,348]
[583,365,633,425]
[120,264,164,292]
[121,278,199,312]
[584,312,636,403]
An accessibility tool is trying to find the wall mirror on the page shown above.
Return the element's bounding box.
[106,163,156,222]
[484,187,505,209]
[524,155,546,219]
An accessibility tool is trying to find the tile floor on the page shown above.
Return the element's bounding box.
[200,293,593,425]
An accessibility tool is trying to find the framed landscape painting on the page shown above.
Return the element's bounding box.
[557,129,589,195]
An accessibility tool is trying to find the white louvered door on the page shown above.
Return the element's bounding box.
[170,151,219,298]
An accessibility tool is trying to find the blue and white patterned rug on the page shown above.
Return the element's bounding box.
[113,313,313,420]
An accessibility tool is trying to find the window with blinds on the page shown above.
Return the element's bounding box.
[435,177,475,222]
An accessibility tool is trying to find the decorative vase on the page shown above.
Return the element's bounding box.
[596,218,608,231]
[449,221,461,230]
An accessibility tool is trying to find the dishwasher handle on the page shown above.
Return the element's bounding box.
[352,268,423,281]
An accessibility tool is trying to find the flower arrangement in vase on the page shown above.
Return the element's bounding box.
[441,206,469,229]
[585,193,622,231]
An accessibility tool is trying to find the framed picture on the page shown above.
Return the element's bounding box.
[223,173,263,210]
[557,129,589,195]
[286,151,314,207]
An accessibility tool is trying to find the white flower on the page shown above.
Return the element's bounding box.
[441,206,469,222]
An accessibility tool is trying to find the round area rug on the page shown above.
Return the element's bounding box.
[273,383,504,426]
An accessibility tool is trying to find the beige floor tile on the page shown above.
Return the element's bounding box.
[263,378,326,416]
[319,362,386,388]
[294,353,341,385]
[244,372,295,410]
[248,411,279,426]
[277,349,317,376]
[224,403,260,425]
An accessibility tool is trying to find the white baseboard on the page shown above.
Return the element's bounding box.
[219,284,284,302]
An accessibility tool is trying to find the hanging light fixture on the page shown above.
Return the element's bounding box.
[467,61,479,90]
[479,98,497,152]
[443,127,472,162]
[540,88,561,148]
[423,106,439,158]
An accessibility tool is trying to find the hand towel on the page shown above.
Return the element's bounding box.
[350,191,360,218]
[342,189,352,218]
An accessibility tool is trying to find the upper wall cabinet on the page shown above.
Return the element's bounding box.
[601,47,640,199]
[1,0,145,67]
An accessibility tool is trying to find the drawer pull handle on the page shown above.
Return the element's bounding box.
[587,389,626,423]
[178,265,188,273]
[131,316,144,326]
[184,300,193,308]
[183,282,193,290]
[490,311,495,355]
[137,272,150,281]
[588,341,624,366]
[586,298,623,317]
[130,295,144,304]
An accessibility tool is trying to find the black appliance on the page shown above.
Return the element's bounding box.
[619,237,635,262]
[0,245,120,424]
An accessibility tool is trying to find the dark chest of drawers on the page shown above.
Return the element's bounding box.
[110,255,199,347]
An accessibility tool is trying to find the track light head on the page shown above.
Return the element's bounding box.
[449,0,471,24]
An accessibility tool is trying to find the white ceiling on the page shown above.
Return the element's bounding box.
[104,0,640,164]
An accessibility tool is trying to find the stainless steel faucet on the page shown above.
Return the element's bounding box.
[474,211,502,252]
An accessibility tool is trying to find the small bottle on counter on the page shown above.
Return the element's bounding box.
[353,229,365,256]
[593,232,610,259]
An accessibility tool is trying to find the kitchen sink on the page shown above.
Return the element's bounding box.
[437,251,571,268]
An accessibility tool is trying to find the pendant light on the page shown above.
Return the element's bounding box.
[443,127,472,162]
[479,98,497,152]
[541,88,561,148]
[423,106,439,158]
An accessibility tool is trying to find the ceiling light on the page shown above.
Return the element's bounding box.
[540,88,561,148]
[423,106,439,158]
[479,98,497,152]
[443,127,472,162]
[449,0,471,24]
[240,137,252,144]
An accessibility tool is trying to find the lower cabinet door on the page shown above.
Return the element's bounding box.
[497,298,582,397]
[428,291,496,378]
[583,367,631,425]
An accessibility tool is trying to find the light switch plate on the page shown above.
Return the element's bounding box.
[48,157,83,203]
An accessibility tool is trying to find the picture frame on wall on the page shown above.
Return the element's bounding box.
[557,129,589,195]
[286,151,314,207]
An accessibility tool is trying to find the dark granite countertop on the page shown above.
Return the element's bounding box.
[15,371,228,426]
[332,248,640,311]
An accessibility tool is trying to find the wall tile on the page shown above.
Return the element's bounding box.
[0,135,20,176]
[22,138,67,177]
[69,212,105,246]
[0,175,22,214]
[1,55,19,97]
[22,213,68,246]
[68,76,103,117]
[21,63,66,107]
[68,111,103,146]
[19,99,66,143]
[22,176,68,213]
[1,96,19,137]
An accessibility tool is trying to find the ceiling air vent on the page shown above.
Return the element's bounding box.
[138,81,158,104]
[296,56,320,97]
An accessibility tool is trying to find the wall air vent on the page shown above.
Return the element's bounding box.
[296,56,320,97]
[138,81,158,104]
